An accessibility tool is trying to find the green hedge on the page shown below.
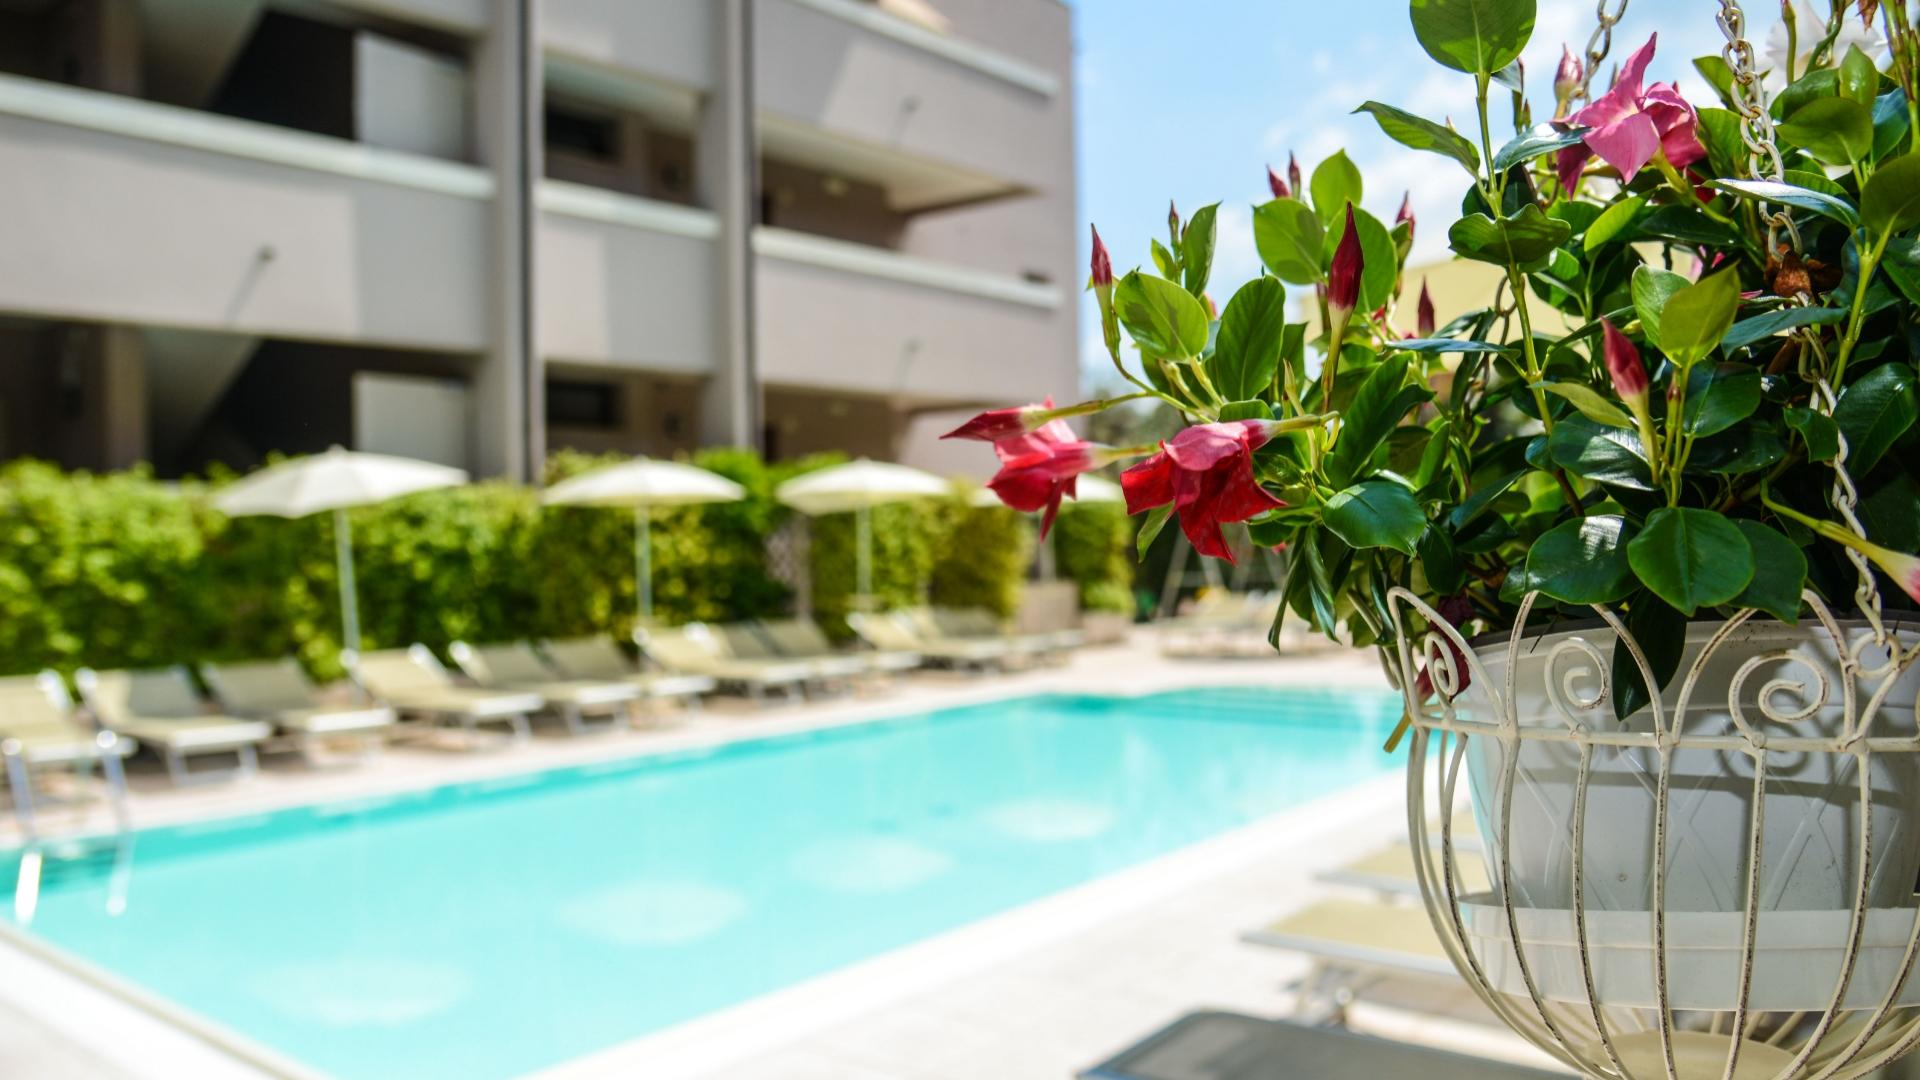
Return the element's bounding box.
[0,453,1135,678]
[1054,502,1134,613]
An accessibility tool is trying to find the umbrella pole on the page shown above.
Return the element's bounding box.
[635,506,653,627]
[856,505,872,611]
[333,507,361,651]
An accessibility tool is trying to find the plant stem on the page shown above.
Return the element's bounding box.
[1832,229,1894,388]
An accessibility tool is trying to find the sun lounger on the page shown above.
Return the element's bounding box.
[934,605,1082,658]
[1317,842,1491,898]
[757,617,920,677]
[637,625,811,704]
[1242,897,1458,1023]
[1081,1009,1567,1080]
[907,607,1053,663]
[448,641,639,735]
[847,612,1011,671]
[200,658,396,761]
[76,667,274,785]
[710,621,865,685]
[0,672,133,832]
[344,646,539,748]
[537,637,713,714]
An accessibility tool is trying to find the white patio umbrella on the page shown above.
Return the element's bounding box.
[542,458,746,624]
[776,459,949,606]
[212,446,468,650]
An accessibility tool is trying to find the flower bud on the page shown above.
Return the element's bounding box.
[1395,192,1416,249]
[1327,205,1364,321]
[1554,46,1584,117]
[1288,154,1303,200]
[1267,164,1290,200]
[1602,319,1649,404]
[1417,280,1436,338]
[1089,224,1113,290]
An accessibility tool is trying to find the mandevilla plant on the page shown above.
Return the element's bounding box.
[950,0,1920,716]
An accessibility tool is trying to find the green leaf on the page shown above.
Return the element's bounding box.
[1135,504,1173,561]
[1395,338,1515,355]
[1526,515,1638,605]
[1833,363,1918,474]
[1733,521,1806,623]
[1329,355,1430,486]
[1447,468,1525,530]
[1323,206,1401,313]
[1682,364,1762,437]
[1783,406,1841,461]
[1418,524,1464,594]
[1658,268,1742,368]
[1612,595,1686,720]
[1310,151,1365,226]
[1630,266,1690,346]
[1710,178,1860,228]
[1322,480,1426,555]
[1777,97,1876,165]
[1210,277,1288,402]
[1585,194,1647,251]
[1537,381,1633,428]
[1408,0,1536,74]
[1549,415,1653,490]
[1493,125,1585,172]
[1253,199,1327,285]
[1216,400,1273,423]
[1180,202,1218,298]
[1627,507,1755,616]
[1861,154,1920,234]
[1722,306,1848,352]
[1355,102,1480,175]
[1115,271,1210,360]
[1841,44,1880,106]
[1150,238,1177,280]
[1448,204,1572,267]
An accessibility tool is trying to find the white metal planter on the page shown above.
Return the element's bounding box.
[1390,589,1920,1080]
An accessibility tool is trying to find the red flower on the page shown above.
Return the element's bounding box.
[1601,320,1648,403]
[1267,164,1290,200]
[988,419,1097,538]
[1395,192,1415,246]
[944,397,1055,442]
[1555,35,1705,192]
[1288,154,1303,199]
[1413,594,1474,702]
[1417,280,1436,338]
[1121,420,1284,562]
[1328,205,1364,320]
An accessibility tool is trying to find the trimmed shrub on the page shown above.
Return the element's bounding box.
[1053,502,1134,614]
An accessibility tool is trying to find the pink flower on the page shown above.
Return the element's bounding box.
[1854,539,1920,604]
[1553,45,1583,114]
[1555,34,1705,192]
[1267,164,1291,200]
[943,397,1056,442]
[1090,225,1113,288]
[1417,280,1436,338]
[988,419,1097,538]
[1328,206,1364,320]
[1121,421,1285,563]
[1601,320,1648,403]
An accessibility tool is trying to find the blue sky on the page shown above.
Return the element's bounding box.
[1065,0,1756,392]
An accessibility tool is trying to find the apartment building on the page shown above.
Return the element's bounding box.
[0,0,1077,479]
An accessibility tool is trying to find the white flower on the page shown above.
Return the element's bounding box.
[1764,0,1889,90]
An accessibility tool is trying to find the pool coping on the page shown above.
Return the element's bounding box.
[0,655,1396,1079]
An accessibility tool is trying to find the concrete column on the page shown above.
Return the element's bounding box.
[58,0,142,97]
[697,0,760,450]
[470,0,542,480]
[53,324,147,471]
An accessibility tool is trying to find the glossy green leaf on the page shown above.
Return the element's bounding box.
[1150,239,1177,280]
[1612,595,1686,720]
[1135,504,1173,561]
[1526,515,1638,604]
[1861,154,1920,234]
[1833,363,1918,474]
[1418,524,1464,594]
[1710,178,1861,228]
[1329,356,1432,487]
[1210,277,1289,402]
[1181,202,1218,298]
[1777,97,1875,165]
[1721,306,1848,352]
[1630,266,1690,346]
[1355,102,1480,174]
[1682,364,1762,437]
[1537,381,1633,428]
[1733,521,1806,623]
[1492,126,1585,172]
[1408,0,1536,74]
[1253,198,1326,285]
[1394,338,1515,355]
[1783,406,1841,461]
[1658,268,1742,368]
[1448,204,1572,267]
[1585,194,1647,251]
[1115,271,1210,361]
[1841,44,1880,106]
[1627,507,1755,616]
[1322,480,1426,555]
[1310,151,1364,226]
[1548,415,1653,490]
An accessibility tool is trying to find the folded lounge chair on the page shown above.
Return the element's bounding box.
[344,646,539,748]
[0,672,132,833]
[757,617,920,677]
[636,625,811,705]
[448,641,639,735]
[538,637,713,714]
[846,612,1011,671]
[200,658,396,761]
[76,667,274,785]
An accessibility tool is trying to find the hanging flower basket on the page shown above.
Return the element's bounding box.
[946,0,1920,1073]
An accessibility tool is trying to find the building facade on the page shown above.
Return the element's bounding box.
[0,0,1077,479]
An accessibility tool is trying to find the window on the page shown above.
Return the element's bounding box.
[546,380,621,429]
[546,106,620,163]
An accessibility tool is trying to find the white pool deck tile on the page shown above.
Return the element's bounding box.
[0,636,1553,1079]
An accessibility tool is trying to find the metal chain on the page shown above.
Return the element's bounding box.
[1719,0,1888,641]
[1575,0,1630,102]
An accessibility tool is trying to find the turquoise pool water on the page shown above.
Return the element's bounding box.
[2,686,1400,1079]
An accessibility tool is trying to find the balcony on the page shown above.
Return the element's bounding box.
[0,74,491,351]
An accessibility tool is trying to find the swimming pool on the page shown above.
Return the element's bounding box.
[2,685,1400,1079]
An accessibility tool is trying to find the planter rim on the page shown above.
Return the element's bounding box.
[1464,612,1920,652]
